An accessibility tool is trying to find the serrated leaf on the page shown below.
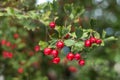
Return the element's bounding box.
[62,28,69,37]
[72,41,84,52]
[75,28,83,39]
[39,41,48,50]
[102,30,106,39]
[94,31,100,39]
[64,39,75,46]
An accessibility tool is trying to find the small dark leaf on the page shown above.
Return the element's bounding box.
[75,28,83,39]
[90,18,96,27]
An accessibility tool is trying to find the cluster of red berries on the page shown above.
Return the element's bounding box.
[84,36,102,47]
[0,33,19,59]
[0,39,16,49]
[66,52,85,66]
[44,41,64,64]
[2,51,13,59]
[45,22,103,66]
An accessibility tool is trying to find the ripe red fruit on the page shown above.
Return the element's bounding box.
[78,59,85,66]
[1,39,6,45]
[96,39,102,44]
[14,33,19,39]
[49,22,56,29]
[90,37,96,43]
[34,45,40,52]
[29,51,34,56]
[68,66,77,72]
[51,50,59,58]
[74,53,81,60]
[44,48,52,55]
[7,52,13,59]
[2,51,13,59]
[64,34,70,39]
[66,52,74,61]
[52,57,60,64]
[56,41,64,49]
[18,68,23,74]
[84,39,91,47]
[6,41,11,47]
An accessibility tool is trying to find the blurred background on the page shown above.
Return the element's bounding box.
[0,0,120,80]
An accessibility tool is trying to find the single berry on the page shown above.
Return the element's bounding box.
[84,39,91,47]
[49,22,56,29]
[74,53,81,60]
[51,50,59,58]
[7,52,13,59]
[96,39,102,44]
[56,41,64,49]
[64,34,70,39]
[90,37,96,43]
[14,33,19,39]
[44,48,52,55]
[78,59,85,66]
[52,57,60,64]
[68,66,77,73]
[29,51,34,56]
[18,68,23,74]
[6,41,11,47]
[2,51,9,58]
[34,45,40,52]
[66,52,74,61]
[11,44,17,49]
[1,39,6,45]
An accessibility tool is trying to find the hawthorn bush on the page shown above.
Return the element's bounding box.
[0,0,119,80]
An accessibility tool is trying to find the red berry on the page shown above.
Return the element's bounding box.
[44,48,52,55]
[52,57,60,64]
[1,39,6,45]
[29,51,34,56]
[66,52,74,61]
[96,39,102,44]
[56,41,64,49]
[34,45,40,52]
[64,34,70,39]
[2,51,8,58]
[2,51,13,59]
[49,22,56,29]
[78,59,85,66]
[18,68,23,74]
[74,53,81,60]
[14,33,19,39]
[11,44,17,49]
[6,41,11,47]
[68,66,77,72]
[51,50,59,58]
[7,52,13,59]
[90,37,96,43]
[84,40,91,47]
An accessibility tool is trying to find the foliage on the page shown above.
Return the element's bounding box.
[0,0,119,80]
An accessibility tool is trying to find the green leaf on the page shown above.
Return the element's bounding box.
[62,27,70,37]
[75,28,83,39]
[90,18,96,27]
[102,30,106,39]
[72,41,84,52]
[104,36,118,42]
[39,41,48,50]
[94,31,100,39]
[64,39,75,46]
[6,7,15,15]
